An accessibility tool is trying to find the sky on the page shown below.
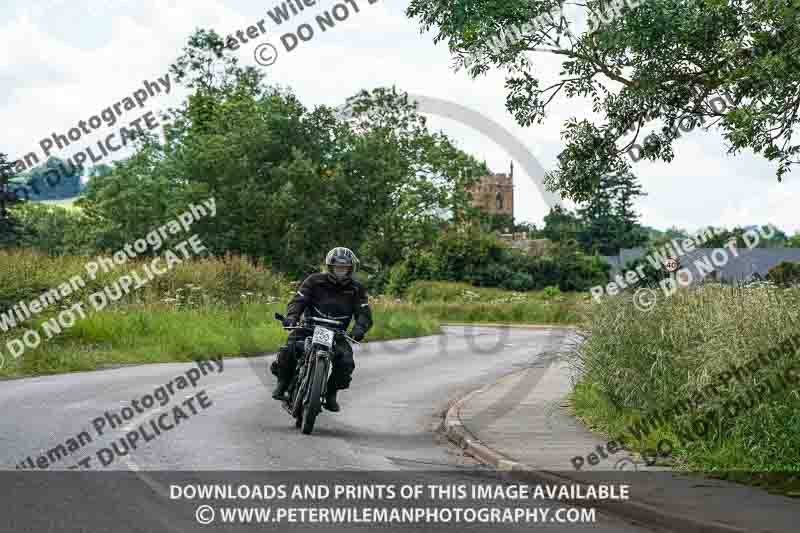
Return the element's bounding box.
[1,0,798,235]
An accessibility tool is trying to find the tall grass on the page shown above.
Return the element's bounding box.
[401,281,588,324]
[405,281,533,303]
[9,303,285,376]
[414,301,583,324]
[0,249,290,311]
[571,284,800,478]
[0,251,442,378]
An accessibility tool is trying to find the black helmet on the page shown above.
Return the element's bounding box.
[325,247,358,283]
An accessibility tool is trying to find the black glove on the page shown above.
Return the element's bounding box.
[283,317,298,328]
[350,327,365,342]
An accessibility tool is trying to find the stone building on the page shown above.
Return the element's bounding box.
[466,161,514,219]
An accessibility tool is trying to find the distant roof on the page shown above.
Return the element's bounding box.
[601,247,800,283]
[707,248,800,282]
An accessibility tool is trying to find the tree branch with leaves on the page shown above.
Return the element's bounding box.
[407,0,800,202]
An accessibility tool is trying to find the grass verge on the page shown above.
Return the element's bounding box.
[569,284,800,495]
[1,301,441,378]
[397,281,588,325]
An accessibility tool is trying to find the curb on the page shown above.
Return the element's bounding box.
[443,378,751,533]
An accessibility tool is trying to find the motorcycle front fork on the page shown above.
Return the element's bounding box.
[291,350,332,403]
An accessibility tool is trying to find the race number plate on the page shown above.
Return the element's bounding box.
[312,326,334,348]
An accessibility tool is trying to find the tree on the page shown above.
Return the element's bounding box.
[11,202,94,256]
[608,171,648,250]
[77,138,179,253]
[539,171,646,254]
[576,176,616,253]
[699,227,743,248]
[79,31,488,279]
[701,225,788,248]
[477,212,515,234]
[0,153,17,218]
[660,226,690,242]
[0,152,23,247]
[89,164,114,178]
[340,87,487,269]
[760,226,789,247]
[28,157,83,199]
[472,213,538,236]
[574,172,646,254]
[768,261,800,287]
[407,0,800,202]
[541,205,583,244]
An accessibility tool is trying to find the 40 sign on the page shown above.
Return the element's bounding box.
[663,257,680,273]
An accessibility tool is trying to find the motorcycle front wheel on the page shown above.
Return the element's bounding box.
[301,355,328,435]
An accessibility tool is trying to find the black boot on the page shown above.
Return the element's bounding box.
[324,388,340,412]
[272,379,289,400]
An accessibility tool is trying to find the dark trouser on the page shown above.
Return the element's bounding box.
[271,329,355,390]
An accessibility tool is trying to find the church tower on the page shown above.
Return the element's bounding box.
[465,161,514,219]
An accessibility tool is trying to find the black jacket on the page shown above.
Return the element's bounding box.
[286,273,373,334]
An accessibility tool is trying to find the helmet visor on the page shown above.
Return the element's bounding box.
[332,265,352,279]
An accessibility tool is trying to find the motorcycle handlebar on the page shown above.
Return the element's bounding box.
[275,312,345,328]
[307,316,345,326]
[275,312,360,344]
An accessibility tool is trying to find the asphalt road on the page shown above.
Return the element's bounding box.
[0,326,654,532]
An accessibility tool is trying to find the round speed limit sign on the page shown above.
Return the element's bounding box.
[663,258,680,273]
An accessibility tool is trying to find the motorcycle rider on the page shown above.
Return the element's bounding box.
[271,247,373,412]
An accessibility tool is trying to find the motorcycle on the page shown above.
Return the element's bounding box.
[274,311,360,435]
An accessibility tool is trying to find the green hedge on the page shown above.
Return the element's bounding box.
[768,261,800,287]
[386,229,608,294]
